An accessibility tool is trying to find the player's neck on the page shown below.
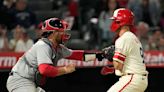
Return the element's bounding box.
[119,26,130,36]
[48,33,59,48]
[48,38,58,48]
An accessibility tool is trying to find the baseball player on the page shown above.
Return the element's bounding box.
[6,18,101,92]
[105,8,148,92]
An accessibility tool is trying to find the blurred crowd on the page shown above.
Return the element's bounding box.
[0,0,164,52]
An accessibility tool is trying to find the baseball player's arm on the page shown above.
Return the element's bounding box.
[112,58,124,76]
[66,50,84,61]
[60,45,87,61]
[38,63,75,77]
[61,45,104,61]
[112,37,128,75]
[113,60,123,71]
[112,50,126,76]
[100,51,124,76]
[66,50,104,61]
[113,52,125,70]
[36,44,75,77]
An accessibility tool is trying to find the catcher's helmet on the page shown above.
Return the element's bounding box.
[41,18,70,42]
[42,18,68,32]
[110,8,134,32]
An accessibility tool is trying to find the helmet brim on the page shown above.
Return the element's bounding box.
[109,17,115,20]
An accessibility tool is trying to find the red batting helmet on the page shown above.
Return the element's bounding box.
[42,18,70,42]
[110,8,134,32]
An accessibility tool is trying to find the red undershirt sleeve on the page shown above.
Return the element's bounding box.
[38,64,59,77]
[66,50,84,61]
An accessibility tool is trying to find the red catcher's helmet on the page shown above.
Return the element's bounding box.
[110,8,134,32]
[42,18,70,42]
[42,18,68,32]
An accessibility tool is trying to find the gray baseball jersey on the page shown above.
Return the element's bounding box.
[7,38,72,92]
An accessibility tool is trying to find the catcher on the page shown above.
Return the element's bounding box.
[6,18,103,92]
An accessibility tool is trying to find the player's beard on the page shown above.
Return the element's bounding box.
[56,34,63,44]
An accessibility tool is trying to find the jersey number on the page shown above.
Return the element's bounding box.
[140,47,144,63]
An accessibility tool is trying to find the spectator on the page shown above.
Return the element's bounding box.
[9,0,37,29]
[159,11,164,31]
[59,0,79,31]
[158,34,164,51]
[9,25,22,51]
[34,22,43,43]
[127,0,161,26]
[148,28,162,50]
[0,24,10,52]
[117,0,129,8]
[98,0,119,48]
[52,0,68,11]
[0,0,14,29]
[127,0,140,24]
[94,0,106,18]
[3,0,15,10]
[14,26,34,52]
[136,21,150,51]
[67,0,79,30]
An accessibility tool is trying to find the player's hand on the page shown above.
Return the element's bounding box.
[64,64,76,74]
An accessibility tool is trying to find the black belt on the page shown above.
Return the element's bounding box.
[126,73,147,76]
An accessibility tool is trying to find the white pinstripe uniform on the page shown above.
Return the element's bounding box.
[107,31,148,92]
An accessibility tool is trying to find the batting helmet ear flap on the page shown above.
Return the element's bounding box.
[110,20,121,32]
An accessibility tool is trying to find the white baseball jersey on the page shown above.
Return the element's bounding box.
[113,31,148,75]
[107,31,148,92]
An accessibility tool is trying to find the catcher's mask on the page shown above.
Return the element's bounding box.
[41,18,71,43]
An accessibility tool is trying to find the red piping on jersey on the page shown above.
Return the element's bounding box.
[115,52,126,57]
[119,74,134,92]
[66,50,84,61]
[38,64,59,77]
[113,55,126,62]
